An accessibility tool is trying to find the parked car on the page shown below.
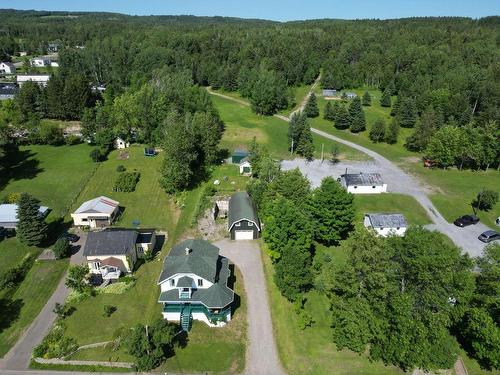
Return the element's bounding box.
[454,215,480,227]
[478,230,500,243]
[65,233,80,243]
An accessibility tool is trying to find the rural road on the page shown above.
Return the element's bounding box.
[207,89,490,258]
[0,232,87,371]
[215,239,286,375]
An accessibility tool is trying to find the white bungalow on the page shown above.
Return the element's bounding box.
[30,57,51,67]
[71,196,119,229]
[239,157,252,176]
[158,239,234,331]
[17,74,51,87]
[114,137,130,149]
[364,213,407,237]
[0,62,16,75]
[340,172,387,194]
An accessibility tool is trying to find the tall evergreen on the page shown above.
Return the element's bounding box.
[369,119,386,143]
[380,89,392,107]
[348,97,366,133]
[296,114,315,160]
[385,118,399,144]
[288,112,302,152]
[304,93,319,118]
[335,104,350,130]
[323,101,335,121]
[405,106,441,151]
[16,193,48,246]
[45,75,64,119]
[362,91,372,106]
[397,97,417,128]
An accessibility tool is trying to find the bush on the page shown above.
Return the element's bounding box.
[0,254,34,289]
[33,323,78,359]
[52,237,70,259]
[103,305,117,317]
[90,148,103,162]
[53,302,73,319]
[114,171,141,192]
[116,164,126,172]
[39,122,64,145]
[2,192,21,203]
[473,190,498,211]
[64,134,81,145]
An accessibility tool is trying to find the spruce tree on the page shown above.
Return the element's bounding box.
[386,118,399,144]
[288,112,302,152]
[296,115,315,161]
[323,101,335,121]
[369,119,386,143]
[390,95,401,116]
[304,93,319,118]
[335,105,350,130]
[16,193,48,246]
[397,97,417,128]
[362,91,372,106]
[386,80,396,96]
[380,89,392,107]
[348,97,366,133]
[405,106,439,151]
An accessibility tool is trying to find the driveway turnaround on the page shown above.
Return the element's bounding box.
[215,239,286,375]
[0,232,87,371]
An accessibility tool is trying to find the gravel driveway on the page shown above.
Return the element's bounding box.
[214,239,286,375]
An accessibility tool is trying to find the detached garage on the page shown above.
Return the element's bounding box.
[228,192,260,240]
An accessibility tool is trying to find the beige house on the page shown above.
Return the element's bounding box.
[71,196,119,229]
[84,229,156,280]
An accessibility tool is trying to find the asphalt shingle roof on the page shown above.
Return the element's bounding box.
[228,192,260,230]
[83,230,137,257]
[74,196,119,215]
[342,173,384,187]
[366,213,407,228]
[177,276,194,288]
[158,239,219,283]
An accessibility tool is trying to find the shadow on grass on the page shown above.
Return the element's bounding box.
[0,298,24,334]
[0,149,43,192]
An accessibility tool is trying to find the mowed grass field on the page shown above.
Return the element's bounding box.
[212,95,368,162]
[354,193,432,226]
[1,143,96,218]
[73,146,173,230]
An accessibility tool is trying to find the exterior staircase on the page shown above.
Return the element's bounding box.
[181,306,192,332]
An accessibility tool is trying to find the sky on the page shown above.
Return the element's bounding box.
[5,0,499,21]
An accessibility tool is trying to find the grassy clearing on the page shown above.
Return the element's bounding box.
[0,259,68,357]
[354,193,432,226]
[406,164,500,229]
[0,238,40,277]
[73,146,174,230]
[212,94,368,161]
[263,242,403,375]
[1,144,96,218]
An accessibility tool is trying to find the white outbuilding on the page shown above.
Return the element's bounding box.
[114,137,130,149]
[239,157,252,176]
[30,57,51,67]
[71,196,120,229]
[0,62,16,75]
[17,74,51,87]
[340,172,387,194]
[364,213,407,237]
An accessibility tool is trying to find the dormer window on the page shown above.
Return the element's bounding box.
[248,222,253,227]
[170,279,175,287]
[235,222,241,227]
[198,279,203,287]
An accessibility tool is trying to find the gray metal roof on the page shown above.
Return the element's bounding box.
[0,204,49,228]
[83,230,138,257]
[74,196,119,215]
[0,83,18,96]
[158,257,234,308]
[228,192,260,230]
[342,173,384,186]
[158,239,220,283]
[366,213,407,229]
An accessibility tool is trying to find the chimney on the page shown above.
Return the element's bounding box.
[185,247,191,255]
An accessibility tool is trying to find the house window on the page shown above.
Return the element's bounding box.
[354,186,358,189]
[198,279,203,287]
[396,227,400,230]
[372,186,376,188]
[92,262,101,270]
[235,222,241,227]
[82,218,88,222]
[170,279,175,287]
[248,222,254,227]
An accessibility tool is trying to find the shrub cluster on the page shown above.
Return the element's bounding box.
[114,171,141,192]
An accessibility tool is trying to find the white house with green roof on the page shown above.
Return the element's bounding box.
[157,239,234,331]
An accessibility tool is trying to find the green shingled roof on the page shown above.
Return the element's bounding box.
[177,276,194,288]
[158,239,219,284]
[228,192,260,230]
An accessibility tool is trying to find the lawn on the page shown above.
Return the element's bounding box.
[72,145,174,230]
[354,193,432,226]
[0,258,68,357]
[1,144,96,219]
[0,238,40,277]
[212,95,368,162]
[263,242,403,375]
[407,164,500,229]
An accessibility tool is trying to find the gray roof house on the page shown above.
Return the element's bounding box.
[83,229,156,279]
[0,83,18,100]
[364,213,408,237]
[158,239,234,331]
[339,172,388,194]
[0,204,49,229]
[228,192,261,240]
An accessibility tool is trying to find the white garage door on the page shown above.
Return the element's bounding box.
[235,230,254,240]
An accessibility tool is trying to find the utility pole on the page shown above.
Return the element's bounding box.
[321,143,324,163]
[290,139,294,156]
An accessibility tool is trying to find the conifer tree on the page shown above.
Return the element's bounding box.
[348,97,366,133]
[323,101,335,121]
[296,115,315,160]
[16,193,48,246]
[385,118,399,144]
[380,89,392,107]
[397,97,417,128]
[288,112,302,152]
[369,119,386,142]
[335,104,350,130]
[304,93,319,118]
[362,91,372,106]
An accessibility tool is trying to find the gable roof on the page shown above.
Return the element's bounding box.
[228,192,260,231]
[177,276,194,288]
[342,173,384,187]
[83,230,137,257]
[366,213,407,229]
[0,62,15,69]
[74,196,119,215]
[158,239,220,284]
[0,204,49,228]
[233,149,248,157]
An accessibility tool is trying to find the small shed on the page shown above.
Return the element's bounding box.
[323,89,337,97]
[239,157,252,176]
[344,92,357,99]
[114,137,129,149]
[339,172,387,194]
[364,213,407,237]
[213,199,229,220]
[228,192,260,240]
[231,149,249,164]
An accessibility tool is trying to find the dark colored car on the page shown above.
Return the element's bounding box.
[65,233,80,243]
[478,230,500,243]
[454,215,480,227]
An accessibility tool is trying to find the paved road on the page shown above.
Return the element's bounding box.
[215,239,286,375]
[0,232,87,371]
[207,90,490,258]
